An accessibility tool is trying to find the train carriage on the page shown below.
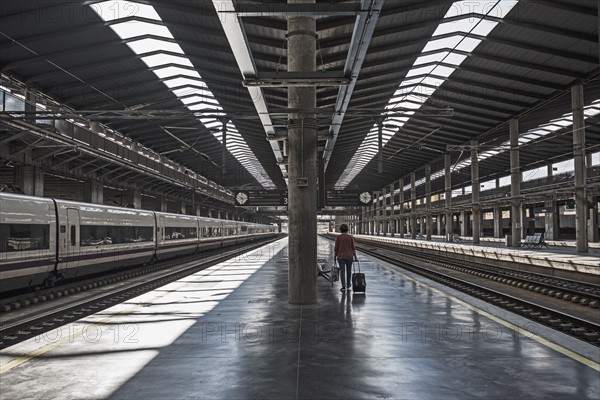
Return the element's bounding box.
[198,217,225,251]
[0,193,280,294]
[0,193,58,290]
[155,212,200,259]
[54,200,156,280]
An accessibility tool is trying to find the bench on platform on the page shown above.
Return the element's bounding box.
[317,259,334,286]
[522,233,549,249]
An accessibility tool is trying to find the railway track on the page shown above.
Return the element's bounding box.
[0,237,280,350]
[354,238,600,309]
[325,235,600,345]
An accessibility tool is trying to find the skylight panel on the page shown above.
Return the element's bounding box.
[455,37,482,52]
[141,54,194,68]
[110,21,173,40]
[442,53,468,66]
[171,87,204,97]
[126,39,184,55]
[90,1,275,189]
[470,20,498,36]
[163,77,206,88]
[406,65,437,77]
[180,96,215,105]
[434,18,498,38]
[389,101,423,110]
[91,1,162,22]
[423,36,463,52]
[430,65,457,78]
[414,52,450,65]
[550,119,572,127]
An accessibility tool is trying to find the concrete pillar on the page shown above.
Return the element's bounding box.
[589,197,599,242]
[156,197,168,212]
[460,211,467,236]
[572,84,588,252]
[195,205,202,216]
[84,181,104,204]
[471,140,481,244]
[522,207,529,239]
[126,189,141,209]
[410,173,417,239]
[33,168,44,197]
[25,87,36,123]
[544,198,559,240]
[425,164,432,240]
[510,119,522,247]
[398,177,405,237]
[389,183,395,237]
[14,149,42,196]
[14,164,40,197]
[437,214,442,236]
[444,154,452,241]
[493,204,502,238]
[287,0,317,304]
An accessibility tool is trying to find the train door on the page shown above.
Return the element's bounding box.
[66,208,80,269]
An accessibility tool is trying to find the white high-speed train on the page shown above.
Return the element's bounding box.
[0,193,278,294]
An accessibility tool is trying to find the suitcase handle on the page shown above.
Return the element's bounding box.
[353,259,360,274]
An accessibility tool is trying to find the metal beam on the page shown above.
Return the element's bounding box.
[243,72,350,87]
[213,0,286,181]
[223,3,373,16]
[323,0,383,170]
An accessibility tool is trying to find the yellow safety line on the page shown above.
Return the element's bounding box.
[378,262,600,372]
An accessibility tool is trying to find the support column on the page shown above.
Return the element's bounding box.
[410,173,417,239]
[572,83,588,252]
[361,207,366,234]
[544,198,559,240]
[437,214,442,236]
[444,154,452,241]
[398,177,406,237]
[493,204,502,238]
[425,164,432,240]
[389,183,395,237]
[471,140,481,244]
[156,197,167,212]
[589,197,599,242]
[25,87,36,123]
[14,149,43,196]
[288,0,317,304]
[460,211,467,237]
[510,119,522,247]
[126,189,141,209]
[84,181,104,204]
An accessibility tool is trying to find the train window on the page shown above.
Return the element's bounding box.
[70,226,76,246]
[60,225,66,233]
[0,223,50,253]
[80,225,153,246]
[164,226,197,240]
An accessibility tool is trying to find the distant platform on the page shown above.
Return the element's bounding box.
[336,234,600,278]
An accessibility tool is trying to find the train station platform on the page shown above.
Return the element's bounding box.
[350,234,600,278]
[1,236,598,399]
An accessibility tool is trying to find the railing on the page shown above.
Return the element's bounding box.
[0,89,232,203]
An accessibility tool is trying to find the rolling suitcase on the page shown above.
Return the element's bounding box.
[351,260,366,293]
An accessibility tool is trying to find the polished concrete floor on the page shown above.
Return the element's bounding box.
[1,237,598,400]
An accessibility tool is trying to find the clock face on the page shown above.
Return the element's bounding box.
[359,191,372,204]
[236,192,248,205]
